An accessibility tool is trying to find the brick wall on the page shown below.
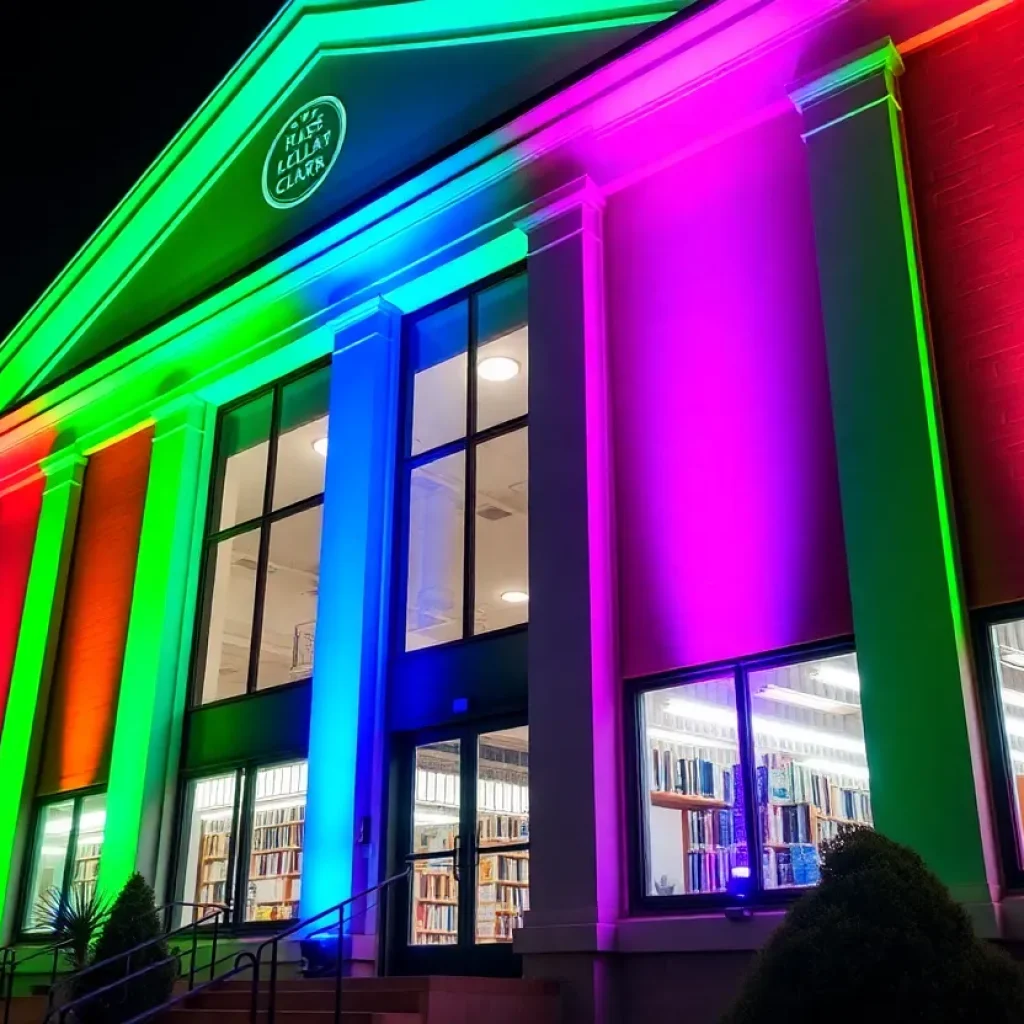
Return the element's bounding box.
[902,3,1024,608]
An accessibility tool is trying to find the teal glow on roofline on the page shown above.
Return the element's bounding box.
[0,0,684,411]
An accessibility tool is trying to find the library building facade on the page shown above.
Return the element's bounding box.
[0,0,1023,1020]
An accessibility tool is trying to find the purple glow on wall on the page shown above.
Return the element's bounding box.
[605,109,852,678]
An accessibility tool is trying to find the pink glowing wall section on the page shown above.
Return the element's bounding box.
[606,110,853,678]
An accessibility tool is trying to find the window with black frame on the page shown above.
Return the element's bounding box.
[21,792,106,933]
[402,272,529,651]
[637,651,873,901]
[981,614,1024,880]
[194,365,329,705]
[176,759,308,926]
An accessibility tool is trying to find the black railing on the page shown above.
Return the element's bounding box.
[0,901,219,1024]
[251,867,411,1024]
[41,902,225,1023]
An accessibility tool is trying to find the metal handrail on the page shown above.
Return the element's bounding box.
[41,904,226,1023]
[251,866,411,1024]
[0,900,219,1024]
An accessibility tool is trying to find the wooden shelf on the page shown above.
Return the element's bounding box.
[651,791,729,811]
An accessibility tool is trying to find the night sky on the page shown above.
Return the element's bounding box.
[0,1,285,341]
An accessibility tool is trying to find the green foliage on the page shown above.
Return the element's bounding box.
[33,886,111,971]
[723,830,1024,1024]
[74,873,177,1024]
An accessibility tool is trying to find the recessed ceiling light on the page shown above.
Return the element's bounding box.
[478,356,520,382]
[501,590,529,604]
[312,437,328,457]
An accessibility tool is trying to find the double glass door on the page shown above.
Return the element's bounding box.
[395,723,529,974]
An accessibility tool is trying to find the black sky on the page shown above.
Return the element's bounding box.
[0,1,286,340]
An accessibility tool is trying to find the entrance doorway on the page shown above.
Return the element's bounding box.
[391,721,529,976]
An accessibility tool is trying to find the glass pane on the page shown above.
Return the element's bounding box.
[406,453,465,650]
[476,275,528,432]
[412,740,461,854]
[197,528,261,704]
[410,860,458,946]
[273,367,330,511]
[410,740,460,946]
[245,761,307,923]
[179,773,238,926]
[991,621,1024,859]
[749,653,872,890]
[23,800,75,932]
[410,301,468,456]
[212,393,273,531]
[256,508,322,691]
[477,728,529,944]
[70,794,106,905]
[473,429,528,635]
[642,678,748,896]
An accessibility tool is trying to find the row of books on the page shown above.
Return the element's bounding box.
[251,849,302,877]
[415,903,456,933]
[479,813,529,842]
[252,822,304,852]
[685,848,736,894]
[763,844,820,888]
[762,803,813,846]
[416,869,455,901]
[687,809,735,851]
[650,747,736,803]
[757,754,872,823]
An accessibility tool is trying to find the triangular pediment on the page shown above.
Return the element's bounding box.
[0,0,688,409]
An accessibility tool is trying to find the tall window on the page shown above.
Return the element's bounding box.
[195,365,329,704]
[980,614,1024,885]
[402,272,529,650]
[22,793,107,933]
[177,760,307,925]
[636,650,872,902]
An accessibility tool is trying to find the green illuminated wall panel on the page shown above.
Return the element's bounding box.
[792,42,992,903]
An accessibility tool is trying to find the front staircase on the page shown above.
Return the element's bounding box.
[165,976,560,1024]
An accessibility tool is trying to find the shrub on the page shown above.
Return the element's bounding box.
[74,873,177,1023]
[34,886,111,971]
[723,829,1024,1024]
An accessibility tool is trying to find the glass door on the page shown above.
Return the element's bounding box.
[395,723,529,975]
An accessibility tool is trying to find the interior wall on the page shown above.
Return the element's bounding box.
[605,110,852,679]
[37,428,154,795]
[902,3,1024,610]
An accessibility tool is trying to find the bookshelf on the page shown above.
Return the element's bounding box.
[247,801,305,922]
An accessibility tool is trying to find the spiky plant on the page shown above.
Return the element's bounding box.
[34,886,111,971]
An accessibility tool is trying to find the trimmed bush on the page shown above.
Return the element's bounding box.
[723,829,1024,1024]
[74,873,177,1023]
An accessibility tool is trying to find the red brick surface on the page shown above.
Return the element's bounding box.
[902,3,1024,608]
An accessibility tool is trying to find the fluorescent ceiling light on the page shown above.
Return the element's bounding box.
[758,684,859,715]
[810,662,860,692]
[1001,688,1024,710]
[501,590,529,604]
[312,437,329,457]
[665,697,866,755]
[478,356,520,382]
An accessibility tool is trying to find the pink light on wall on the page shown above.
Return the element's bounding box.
[606,108,852,678]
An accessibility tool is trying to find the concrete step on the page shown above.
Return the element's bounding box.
[166,1012,420,1024]
[185,987,424,1013]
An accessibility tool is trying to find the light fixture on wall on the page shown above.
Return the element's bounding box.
[312,437,328,457]
[501,590,529,604]
[478,356,520,382]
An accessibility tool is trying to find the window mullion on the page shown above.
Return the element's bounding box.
[246,387,283,696]
[735,664,762,896]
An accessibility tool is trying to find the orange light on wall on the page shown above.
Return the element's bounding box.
[37,428,153,795]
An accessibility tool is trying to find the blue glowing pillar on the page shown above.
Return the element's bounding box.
[301,299,401,924]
